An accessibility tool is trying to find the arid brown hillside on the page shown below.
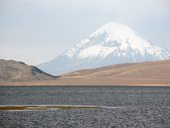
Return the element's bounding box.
[0,60,170,86]
[63,60,170,79]
[0,59,56,82]
[55,60,170,86]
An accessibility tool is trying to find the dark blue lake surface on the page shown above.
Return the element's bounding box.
[0,86,170,107]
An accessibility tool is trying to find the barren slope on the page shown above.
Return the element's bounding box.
[0,59,56,82]
[63,60,170,79]
[0,60,170,86]
[55,60,170,85]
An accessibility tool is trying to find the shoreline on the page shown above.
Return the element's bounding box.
[0,105,101,111]
[0,84,170,86]
[0,79,170,86]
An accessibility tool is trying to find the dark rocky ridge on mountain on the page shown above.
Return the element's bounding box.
[0,59,56,82]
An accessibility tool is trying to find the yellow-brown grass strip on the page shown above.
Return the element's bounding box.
[0,105,98,111]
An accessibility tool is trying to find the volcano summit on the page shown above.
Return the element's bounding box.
[39,22,170,75]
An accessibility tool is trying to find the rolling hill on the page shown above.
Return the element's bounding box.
[55,60,170,85]
[0,59,56,82]
[1,60,169,86]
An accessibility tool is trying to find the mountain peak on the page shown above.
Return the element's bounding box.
[39,22,170,75]
[89,22,149,49]
[90,22,136,39]
[64,22,163,59]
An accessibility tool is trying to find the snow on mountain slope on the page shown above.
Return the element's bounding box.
[38,22,170,75]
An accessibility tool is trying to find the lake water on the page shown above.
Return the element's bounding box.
[0,86,170,127]
[0,86,170,106]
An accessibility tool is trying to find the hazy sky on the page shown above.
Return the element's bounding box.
[0,0,170,65]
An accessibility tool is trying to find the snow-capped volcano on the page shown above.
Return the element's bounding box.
[39,22,170,75]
